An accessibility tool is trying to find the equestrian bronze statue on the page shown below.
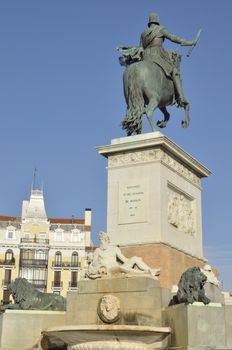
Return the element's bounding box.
[118,12,201,135]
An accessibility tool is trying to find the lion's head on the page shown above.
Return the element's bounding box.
[183,267,207,291]
[8,278,36,304]
[170,267,210,305]
[6,277,66,311]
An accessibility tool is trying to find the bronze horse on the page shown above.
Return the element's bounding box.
[120,50,190,136]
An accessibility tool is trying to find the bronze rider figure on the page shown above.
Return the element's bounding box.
[140,12,197,106]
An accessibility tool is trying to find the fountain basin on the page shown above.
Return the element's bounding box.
[41,324,171,350]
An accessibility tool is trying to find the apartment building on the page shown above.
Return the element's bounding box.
[0,188,91,304]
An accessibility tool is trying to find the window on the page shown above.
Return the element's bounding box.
[55,251,62,266]
[70,271,78,288]
[71,229,80,242]
[71,252,79,267]
[35,250,46,260]
[7,231,13,239]
[33,269,46,281]
[2,290,11,305]
[72,233,78,242]
[55,229,64,242]
[6,226,16,240]
[4,269,11,284]
[20,268,46,280]
[21,249,33,260]
[39,233,46,242]
[5,249,14,262]
[20,268,33,280]
[24,233,30,240]
[53,271,61,288]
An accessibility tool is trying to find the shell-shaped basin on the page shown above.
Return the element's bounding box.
[41,324,171,350]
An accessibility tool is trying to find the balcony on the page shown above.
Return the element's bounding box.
[1,299,12,306]
[27,279,47,289]
[0,259,15,266]
[68,281,78,290]
[52,281,63,289]
[52,261,80,269]
[2,279,11,287]
[20,258,48,267]
[20,238,49,244]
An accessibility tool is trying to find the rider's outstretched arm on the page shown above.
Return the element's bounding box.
[162,27,196,46]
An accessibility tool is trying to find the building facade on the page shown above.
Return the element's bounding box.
[0,189,91,304]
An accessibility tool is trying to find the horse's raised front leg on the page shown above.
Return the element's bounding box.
[182,102,190,128]
[157,107,170,128]
[145,98,159,132]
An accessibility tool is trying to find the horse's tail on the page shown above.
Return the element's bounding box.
[122,66,144,135]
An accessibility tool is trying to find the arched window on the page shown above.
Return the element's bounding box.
[5,249,14,263]
[71,252,79,267]
[55,251,62,266]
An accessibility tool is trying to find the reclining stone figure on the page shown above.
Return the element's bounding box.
[87,231,160,279]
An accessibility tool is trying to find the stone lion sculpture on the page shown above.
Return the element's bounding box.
[1,278,66,311]
[169,267,210,305]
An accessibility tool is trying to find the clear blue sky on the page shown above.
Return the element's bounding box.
[0,1,231,290]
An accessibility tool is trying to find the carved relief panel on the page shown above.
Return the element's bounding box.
[167,186,195,235]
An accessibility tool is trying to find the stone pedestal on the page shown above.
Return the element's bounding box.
[204,282,224,303]
[66,276,162,327]
[163,303,226,350]
[0,310,65,350]
[97,132,210,287]
[225,304,232,347]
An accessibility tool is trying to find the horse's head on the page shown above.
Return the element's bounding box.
[117,46,143,67]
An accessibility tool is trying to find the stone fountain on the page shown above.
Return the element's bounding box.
[41,231,171,350]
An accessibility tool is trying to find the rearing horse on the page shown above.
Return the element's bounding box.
[121,52,190,136]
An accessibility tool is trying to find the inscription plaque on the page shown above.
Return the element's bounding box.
[118,178,149,224]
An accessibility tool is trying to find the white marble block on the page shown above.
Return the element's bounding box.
[97,132,210,259]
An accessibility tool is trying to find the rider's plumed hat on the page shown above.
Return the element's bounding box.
[148,12,160,26]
